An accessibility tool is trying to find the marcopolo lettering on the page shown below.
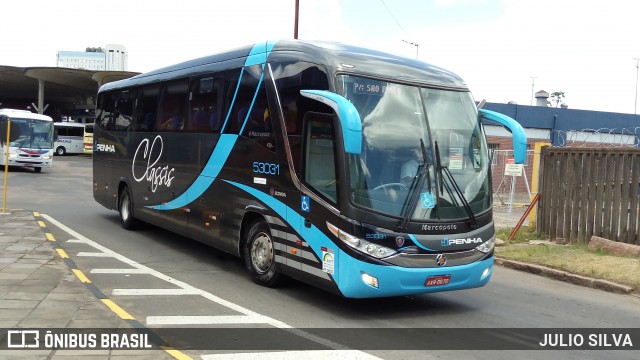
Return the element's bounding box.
[421,224,458,231]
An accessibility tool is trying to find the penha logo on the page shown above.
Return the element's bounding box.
[441,237,483,246]
[96,143,115,152]
[132,135,175,193]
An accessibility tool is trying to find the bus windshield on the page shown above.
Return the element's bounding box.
[8,118,54,150]
[338,75,491,221]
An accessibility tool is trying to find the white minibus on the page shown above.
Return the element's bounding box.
[54,122,85,155]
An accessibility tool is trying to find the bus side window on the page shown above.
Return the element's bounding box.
[157,79,188,132]
[272,61,330,173]
[303,112,337,203]
[240,80,275,151]
[98,92,116,130]
[114,90,134,131]
[133,85,159,132]
[188,76,221,133]
[224,65,262,135]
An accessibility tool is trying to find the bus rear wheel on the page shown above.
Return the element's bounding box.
[243,220,281,287]
[118,186,137,230]
[56,147,66,156]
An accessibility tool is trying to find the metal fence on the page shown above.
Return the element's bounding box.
[491,149,536,207]
[536,147,640,244]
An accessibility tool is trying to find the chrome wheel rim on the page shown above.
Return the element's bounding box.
[251,232,273,274]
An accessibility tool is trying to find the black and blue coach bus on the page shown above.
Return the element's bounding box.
[93,40,526,298]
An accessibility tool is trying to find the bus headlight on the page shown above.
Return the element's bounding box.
[42,155,52,160]
[9,153,18,159]
[326,222,396,259]
[475,236,495,253]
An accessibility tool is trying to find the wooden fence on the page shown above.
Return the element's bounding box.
[536,147,640,244]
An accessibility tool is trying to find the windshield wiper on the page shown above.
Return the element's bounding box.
[397,139,431,232]
[434,141,478,229]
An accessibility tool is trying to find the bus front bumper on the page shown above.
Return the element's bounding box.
[337,256,493,298]
[8,158,52,168]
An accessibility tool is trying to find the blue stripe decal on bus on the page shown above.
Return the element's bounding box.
[150,135,238,210]
[148,42,276,211]
[245,40,277,67]
[224,180,493,298]
[408,234,436,251]
[238,71,265,135]
[223,180,334,260]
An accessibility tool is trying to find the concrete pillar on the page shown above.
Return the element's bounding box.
[38,79,45,114]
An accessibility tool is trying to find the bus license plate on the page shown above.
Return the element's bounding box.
[425,275,451,287]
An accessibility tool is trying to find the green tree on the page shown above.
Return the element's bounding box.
[550,91,565,108]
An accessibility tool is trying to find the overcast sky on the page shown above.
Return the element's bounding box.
[2,0,640,115]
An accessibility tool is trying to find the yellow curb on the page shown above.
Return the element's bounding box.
[55,248,69,258]
[72,269,91,283]
[161,346,194,360]
[101,299,135,320]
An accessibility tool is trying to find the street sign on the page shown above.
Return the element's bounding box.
[504,158,523,176]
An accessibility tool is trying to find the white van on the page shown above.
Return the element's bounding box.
[54,122,86,155]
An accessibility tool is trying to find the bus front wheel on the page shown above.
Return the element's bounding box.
[56,147,66,156]
[118,187,137,230]
[243,220,281,287]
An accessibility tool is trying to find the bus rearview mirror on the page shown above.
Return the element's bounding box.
[300,90,362,155]
[478,109,527,164]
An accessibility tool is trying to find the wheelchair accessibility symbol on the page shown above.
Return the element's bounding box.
[420,192,435,209]
[301,195,310,212]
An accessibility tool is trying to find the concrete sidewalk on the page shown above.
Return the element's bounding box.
[0,210,176,359]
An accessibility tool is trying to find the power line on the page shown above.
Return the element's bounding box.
[379,0,410,38]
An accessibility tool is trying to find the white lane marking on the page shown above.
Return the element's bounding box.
[42,214,371,355]
[201,351,383,360]
[66,239,88,243]
[112,288,201,296]
[43,214,290,328]
[91,268,148,274]
[77,252,111,257]
[146,315,271,325]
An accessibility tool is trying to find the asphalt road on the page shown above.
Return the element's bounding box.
[3,156,640,360]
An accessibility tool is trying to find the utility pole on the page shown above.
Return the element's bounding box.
[401,40,419,59]
[634,58,639,114]
[294,0,299,39]
[530,76,537,106]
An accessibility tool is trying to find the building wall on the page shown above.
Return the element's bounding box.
[56,45,127,71]
[483,102,640,147]
[105,44,127,71]
[56,51,105,70]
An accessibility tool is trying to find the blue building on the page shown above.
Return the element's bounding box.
[483,100,640,148]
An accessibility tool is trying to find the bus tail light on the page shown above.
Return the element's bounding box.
[326,222,396,259]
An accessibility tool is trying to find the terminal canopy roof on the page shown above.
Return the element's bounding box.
[0,65,139,108]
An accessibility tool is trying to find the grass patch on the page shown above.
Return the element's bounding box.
[495,226,544,243]
[495,227,640,290]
